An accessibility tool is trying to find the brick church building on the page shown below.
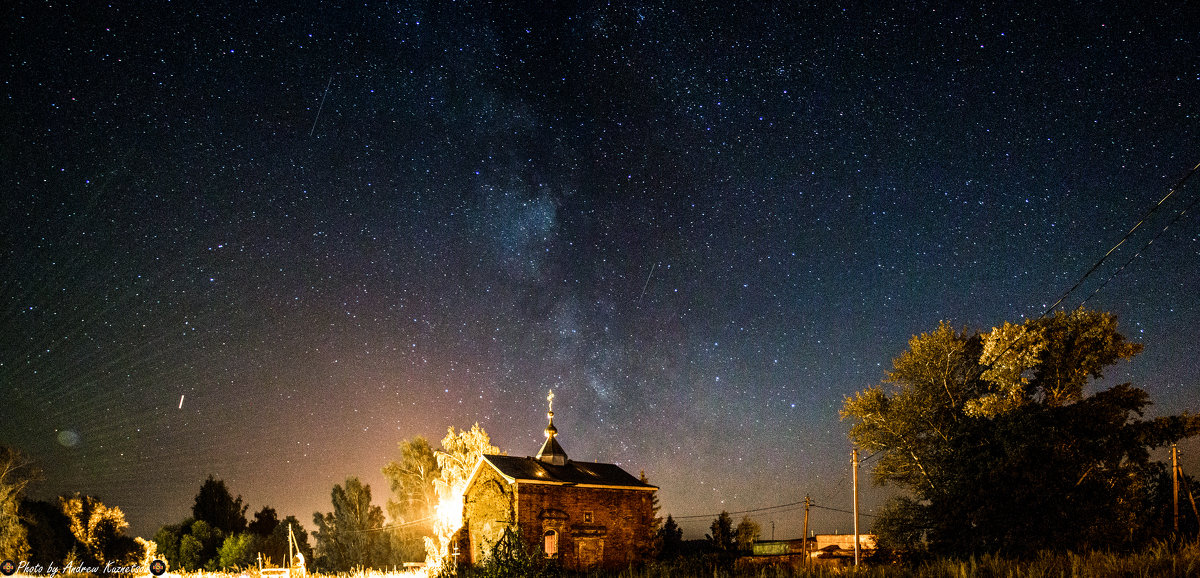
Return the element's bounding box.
[460,393,658,570]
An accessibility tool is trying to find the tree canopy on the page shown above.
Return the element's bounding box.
[656,515,684,559]
[192,475,248,536]
[425,424,500,569]
[383,436,439,524]
[312,477,389,571]
[0,446,36,560]
[842,309,1199,555]
[706,511,735,554]
[381,436,439,561]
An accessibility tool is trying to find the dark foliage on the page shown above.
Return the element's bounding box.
[192,475,248,536]
[656,515,684,559]
[843,310,1200,557]
[249,505,280,536]
[439,527,559,578]
[19,499,75,566]
[312,477,391,571]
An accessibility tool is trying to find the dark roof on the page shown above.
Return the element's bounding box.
[536,435,568,464]
[481,454,656,489]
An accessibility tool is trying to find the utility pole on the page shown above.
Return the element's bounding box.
[802,495,810,565]
[1174,444,1180,534]
[853,447,860,567]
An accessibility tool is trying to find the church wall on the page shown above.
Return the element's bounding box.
[462,465,516,565]
[514,483,654,570]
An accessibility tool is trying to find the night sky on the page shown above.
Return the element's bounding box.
[3,1,1198,540]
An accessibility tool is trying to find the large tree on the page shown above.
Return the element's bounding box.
[842,309,1200,555]
[192,476,248,536]
[312,477,389,571]
[656,515,684,559]
[425,424,500,569]
[734,516,761,553]
[59,493,143,566]
[706,511,735,554]
[381,436,439,561]
[0,446,36,560]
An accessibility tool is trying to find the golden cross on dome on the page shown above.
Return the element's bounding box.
[547,389,554,413]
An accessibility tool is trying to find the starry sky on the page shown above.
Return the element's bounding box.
[2,1,1198,541]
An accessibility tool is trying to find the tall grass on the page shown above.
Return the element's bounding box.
[96,542,1200,578]
[586,539,1200,578]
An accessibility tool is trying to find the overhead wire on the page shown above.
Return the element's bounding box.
[1077,174,1200,310]
[1041,159,1200,318]
[672,496,877,522]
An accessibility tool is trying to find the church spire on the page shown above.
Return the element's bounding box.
[536,389,568,466]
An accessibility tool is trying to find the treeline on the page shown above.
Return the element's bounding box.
[152,475,313,571]
[0,447,149,569]
[307,424,500,573]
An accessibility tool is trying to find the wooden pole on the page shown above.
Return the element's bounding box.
[803,495,810,565]
[1174,444,1180,534]
[853,448,861,565]
[1179,445,1200,531]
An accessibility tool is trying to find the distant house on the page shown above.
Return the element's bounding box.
[460,394,657,570]
[747,535,877,568]
[812,534,877,565]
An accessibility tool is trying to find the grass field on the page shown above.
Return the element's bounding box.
[14,541,1200,578]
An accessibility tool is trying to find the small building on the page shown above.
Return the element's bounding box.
[813,533,876,552]
[460,393,657,570]
[751,538,808,556]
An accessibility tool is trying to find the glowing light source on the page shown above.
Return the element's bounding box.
[434,490,463,529]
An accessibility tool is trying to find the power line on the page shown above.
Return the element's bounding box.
[1042,159,1200,317]
[811,503,877,519]
[672,500,809,520]
[671,499,876,521]
[340,514,436,534]
[1078,179,1200,310]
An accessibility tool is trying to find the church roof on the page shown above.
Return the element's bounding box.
[480,454,656,490]
[536,435,569,464]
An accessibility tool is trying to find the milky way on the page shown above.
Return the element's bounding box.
[3,1,1198,539]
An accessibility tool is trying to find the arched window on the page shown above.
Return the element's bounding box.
[544,530,558,558]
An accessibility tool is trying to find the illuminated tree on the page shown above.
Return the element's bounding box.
[152,520,188,570]
[178,533,203,571]
[216,532,261,570]
[382,436,439,561]
[842,309,1200,555]
[0,446,36,560]
[425,424,500,570]
[59,493,142,566]
[180,519,221,571]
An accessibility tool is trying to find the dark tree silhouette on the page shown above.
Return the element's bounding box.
[656,515,684,559]
[192,476,248,535]
[706,511,735,553]
[843,309,1200,555]
[249,506,280,537]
